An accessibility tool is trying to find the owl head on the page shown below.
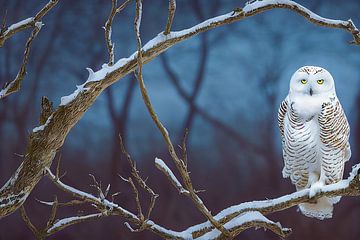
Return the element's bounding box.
[289,66,335,96]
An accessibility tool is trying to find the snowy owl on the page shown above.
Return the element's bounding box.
[278,66,351,220]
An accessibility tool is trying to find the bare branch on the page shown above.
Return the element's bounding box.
[133,1,230,236]
[0,10,7,35]
[104,0,118,66]
[128,177,144,222]
[164,0,176,35]
[116,0,132,13]
[20,206,43,239]
[118,134,158,220]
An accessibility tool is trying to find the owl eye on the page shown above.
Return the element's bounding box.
[317,79,324,85]
[300,79,307,84]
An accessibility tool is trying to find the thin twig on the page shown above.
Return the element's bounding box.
[133,0,231,236]
[0,0,58,47]
[104,0,118,66]
[116,0,133,13]
[0,22,43,99]
[20,206,44,240]
[118,134,158,220]
[164,0,176,35]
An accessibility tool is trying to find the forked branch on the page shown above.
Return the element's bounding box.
[0,0,58,99]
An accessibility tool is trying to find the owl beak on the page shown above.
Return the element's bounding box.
[309,88,313,96]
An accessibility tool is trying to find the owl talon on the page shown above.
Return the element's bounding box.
[309,181,324,198]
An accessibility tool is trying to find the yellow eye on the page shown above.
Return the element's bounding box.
[317,79,324,84]
[301,79,307,84]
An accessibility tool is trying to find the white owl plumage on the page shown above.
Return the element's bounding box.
[278,66,351,220]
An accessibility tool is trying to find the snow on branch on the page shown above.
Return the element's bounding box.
[180,164,360,239]
[197,211,291,239]
[155,157,189,194]
[0,0,58,100]
[42,161,360,239]
[0,0,58,47]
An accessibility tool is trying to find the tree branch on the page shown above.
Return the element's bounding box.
[133,0,231,236]
[0,0,58,99]
[43,161,360,239]
[0,0,58,47]
[164,0,176,35]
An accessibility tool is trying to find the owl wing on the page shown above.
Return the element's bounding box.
[278,97,309,189]
[278,98,288,141]
[318,100,350,184]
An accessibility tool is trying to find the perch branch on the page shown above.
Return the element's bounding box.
[44,162,360,239]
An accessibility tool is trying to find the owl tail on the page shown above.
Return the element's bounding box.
[299,196,341,220]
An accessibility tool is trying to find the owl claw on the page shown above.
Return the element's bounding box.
[309,181,324,198]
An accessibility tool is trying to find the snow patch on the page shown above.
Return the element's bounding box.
[33,115,53,133]
[60,84,89,106]
[6,17,34,32]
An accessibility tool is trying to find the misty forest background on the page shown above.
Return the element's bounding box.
[0,0,360,239]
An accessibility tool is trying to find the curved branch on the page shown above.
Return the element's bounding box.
[1,0,359,219]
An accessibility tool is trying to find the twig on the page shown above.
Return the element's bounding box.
[0,10,7,35]
[133,0,231,236]
[104,0,133,66]
[0,0,58,99]
[20,206,43,239]
[119,134,158,221]
[116,0,132,13]
[0,22,43,99]
[181,129,189,167]
[104,0,118,66]
[164,0,176,35]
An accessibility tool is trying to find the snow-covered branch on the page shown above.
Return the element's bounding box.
[0,0,58,47]
[42,161,360,240]
[0,0,58,99]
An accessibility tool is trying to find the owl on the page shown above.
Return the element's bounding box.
[278,66,351,220]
